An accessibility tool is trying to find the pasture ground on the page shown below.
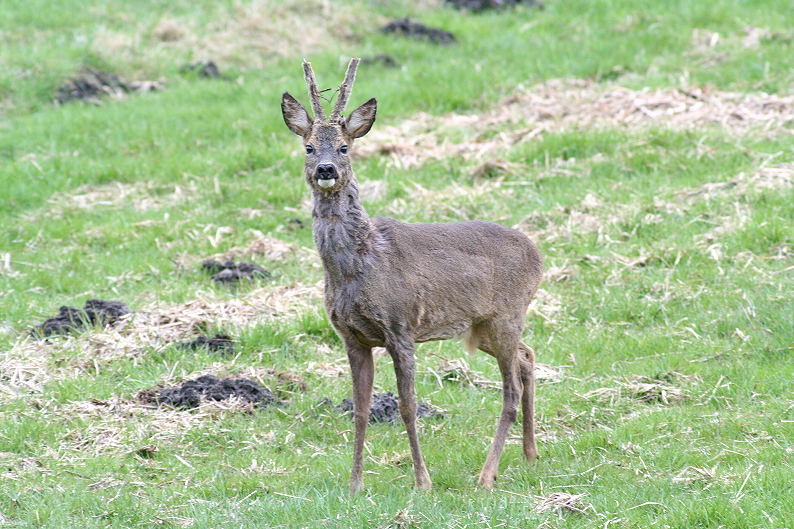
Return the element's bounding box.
[1,1,792,527]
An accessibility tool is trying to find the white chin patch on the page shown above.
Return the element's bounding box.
[317,178,336,189]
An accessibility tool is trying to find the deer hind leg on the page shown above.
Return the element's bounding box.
[477,322,522,489]
[518,342,538,461]
[345,339,374,494]
[388,338,432,490]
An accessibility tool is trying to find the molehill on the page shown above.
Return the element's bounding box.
[201,259,271,283]
[335,392,444,424]
[146,375,277,410]
[33,299,132,337]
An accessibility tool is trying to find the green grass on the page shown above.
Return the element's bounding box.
[1,0,793,528]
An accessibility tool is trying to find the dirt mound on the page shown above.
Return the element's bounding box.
[380,18,456,45]
[201,259,271,283]
[446,0,544,10]
[151,375,277,410]
[179,333,234,355]
[336,392,443,424]
[33,299,132,337]
[361,54,399,68]
[55,69,161,104]
[180,60,222,79]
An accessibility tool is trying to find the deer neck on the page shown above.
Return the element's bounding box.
[312,176,376,285]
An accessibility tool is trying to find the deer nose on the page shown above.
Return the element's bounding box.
[316,164,337,179]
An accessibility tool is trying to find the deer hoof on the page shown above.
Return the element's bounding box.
[524,448,539,462]
[477,471,496,490]
[477,478,495,490]
[349,479,363,495]
[415,472,432,490]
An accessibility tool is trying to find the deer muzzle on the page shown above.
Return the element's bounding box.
[316,164,338,188]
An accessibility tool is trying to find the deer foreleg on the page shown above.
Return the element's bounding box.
[388,339,432,490]
[346,339,374,494]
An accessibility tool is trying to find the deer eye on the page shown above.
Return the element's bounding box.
[305,145,314,154]
[339,145,348,154]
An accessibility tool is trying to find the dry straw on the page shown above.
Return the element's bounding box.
[534,492,594,514]
[356,79,794,168]
[1,281,322,395]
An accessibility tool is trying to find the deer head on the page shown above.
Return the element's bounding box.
[281,58,377,193]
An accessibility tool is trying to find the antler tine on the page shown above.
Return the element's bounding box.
[331,58,361,122]
[302,59,325,121]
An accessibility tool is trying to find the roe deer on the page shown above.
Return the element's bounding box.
[281,59,543,492]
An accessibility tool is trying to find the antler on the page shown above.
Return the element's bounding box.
[330,58,360,122]
[302,59,325,121]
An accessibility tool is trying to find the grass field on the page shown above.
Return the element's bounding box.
[1,0,793,527]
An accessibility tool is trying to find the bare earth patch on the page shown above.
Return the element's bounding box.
[357,79,794,168]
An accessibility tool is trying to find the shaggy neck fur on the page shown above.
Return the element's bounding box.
[312,176,377,288]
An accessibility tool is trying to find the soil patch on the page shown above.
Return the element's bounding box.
[148,375,277,410]
[361,54,399,68]
[202,259,271,283]
[179,333,234,355]
[335,392,443,424]
[33,299,132,337]
[446,0,544,11]
[380,18,456,45]
[180,60,223,79]
[55,69,161,104]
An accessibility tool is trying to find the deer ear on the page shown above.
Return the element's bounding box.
[281,92,313,136]
[345,98,377,139]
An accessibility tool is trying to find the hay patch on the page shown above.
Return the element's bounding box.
[1,282,322,395]
[429,357,563,389]
[39,180,200,219]
[518,192,638,245]
[527,288,564,325]
[357,80,794,169]
[97,0,377,70]
[677,163,794,201]
[517,163,792,250]
[205,231,314,266]
[534,492,594,515]
[688,26,790,66]
[582,373,701,405]
[386,180,513,222]
[55,397,242,456]
[672,465,734,488]
[430,357,501,389]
